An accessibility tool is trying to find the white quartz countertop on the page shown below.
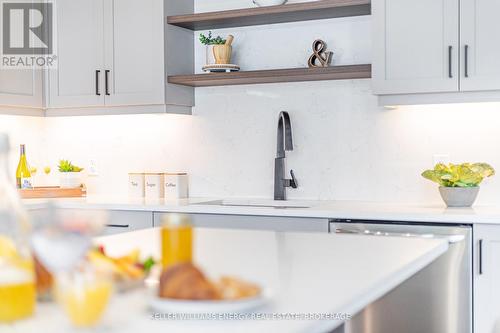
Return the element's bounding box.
[6,228,449,333]
[22,196,500,224]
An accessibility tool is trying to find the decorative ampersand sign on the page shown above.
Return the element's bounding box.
[308,39,333,68]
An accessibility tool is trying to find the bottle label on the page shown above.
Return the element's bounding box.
[20,178,32,189]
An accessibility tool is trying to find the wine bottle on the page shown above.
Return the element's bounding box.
[16,144,32,189]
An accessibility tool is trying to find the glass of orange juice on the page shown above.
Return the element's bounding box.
[55,266,113,328]
[0,244,36,322]
[161,214,193,269]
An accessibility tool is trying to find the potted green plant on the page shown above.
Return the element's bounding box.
[199,32,233,65]
[58,160,84,189]
[422,163,495,207]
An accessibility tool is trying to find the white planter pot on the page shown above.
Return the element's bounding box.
[439,186,480,207]
[205,45,215,65]
[59,172,82,189]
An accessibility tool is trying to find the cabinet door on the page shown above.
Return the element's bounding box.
[372,0,460,95]
[461,0,500,91]
[474,224,500,333]
[103,0,164,106]
[103,211,154,236]
[0,69,43,108]
[48,0,105,108]
[0,0,43,108]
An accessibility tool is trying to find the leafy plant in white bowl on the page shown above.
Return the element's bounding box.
[422,163,495,207]
[199,31,227,65]
[58,160,84,189]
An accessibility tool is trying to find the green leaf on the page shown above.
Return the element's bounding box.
[58,159,84,173]
[198,31,227,45]
[422,162,495,187]
[142,257,155,273]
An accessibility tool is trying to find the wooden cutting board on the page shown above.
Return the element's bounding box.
[19,186,87,199]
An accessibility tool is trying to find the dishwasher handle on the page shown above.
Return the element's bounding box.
[332,222,465,244]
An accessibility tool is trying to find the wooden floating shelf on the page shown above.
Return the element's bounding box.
[167,0,371,31]
[168,65,371,87]
[19,186,87,199]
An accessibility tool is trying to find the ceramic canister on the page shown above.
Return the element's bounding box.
[163,173,189,200]
[128,173,145,198]
[145,173,164,199]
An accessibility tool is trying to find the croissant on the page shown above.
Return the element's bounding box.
[158,263,221,300]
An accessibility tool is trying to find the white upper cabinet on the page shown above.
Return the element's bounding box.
[49,0,105,108]
[50,0,163,109]
[372,0,460,95]
[103,0,165,106]
[0,0,192,115]
[460,0,500,91]
[0,69,43,109]
[44,0,192,114]
[0,0,43,110]
[374,0,500,103]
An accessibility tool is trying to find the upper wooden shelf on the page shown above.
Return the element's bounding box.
[168,65,372,87]
[167,0,371,31]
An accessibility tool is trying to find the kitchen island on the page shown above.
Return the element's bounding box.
[4,228,448,333]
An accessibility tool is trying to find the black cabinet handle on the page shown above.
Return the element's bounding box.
[289,169,298,189]
[448,46,453,78]
[464,45,469,78]
[95,70,101,96]
[479,239,484,275]
[106,224,130,228]
[105,70,110,96]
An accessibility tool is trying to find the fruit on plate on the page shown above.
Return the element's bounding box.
[88,246,155,282]
[158,263,261,301]
[216,276,261,300]
[159,263,221,300]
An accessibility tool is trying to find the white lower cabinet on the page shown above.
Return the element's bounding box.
[153,213,330,232]
[474,224,500,333]
[103,211,154,235]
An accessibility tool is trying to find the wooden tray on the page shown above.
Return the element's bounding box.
[19,186,87,199]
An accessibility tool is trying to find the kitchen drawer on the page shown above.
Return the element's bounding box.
[153,213,329,232]
[28,208,153,235]
[104,211,154,235]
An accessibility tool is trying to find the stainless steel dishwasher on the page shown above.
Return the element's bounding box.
[329,220,472,333]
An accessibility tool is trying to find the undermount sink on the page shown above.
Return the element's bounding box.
[198,199,312,209]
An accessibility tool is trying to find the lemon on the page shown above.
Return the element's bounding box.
[115,249,140,264]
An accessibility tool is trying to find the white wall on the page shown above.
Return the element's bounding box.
[0,115,45,180]
[6,0,500,205]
